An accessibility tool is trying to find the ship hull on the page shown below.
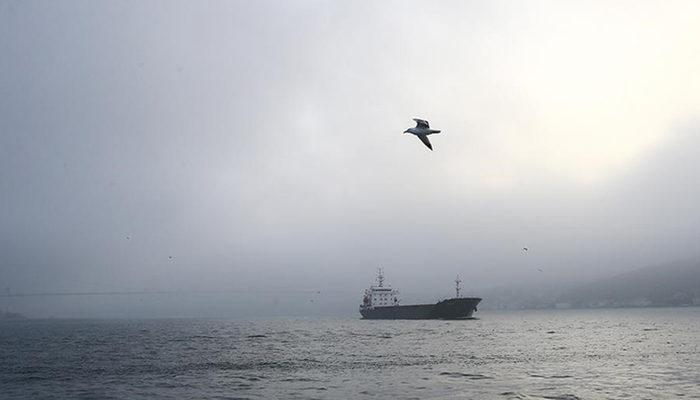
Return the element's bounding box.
[360,297,481,320]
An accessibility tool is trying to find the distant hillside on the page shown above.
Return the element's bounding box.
[556,259,700,308]
[0,309,26,320]
[478,284,572,310]
[478,259,700,310]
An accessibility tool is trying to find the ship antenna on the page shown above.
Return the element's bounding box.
[377,267,384,287]
[455,274,462,298]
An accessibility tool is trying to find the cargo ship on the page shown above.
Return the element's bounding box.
[359,269,481,319]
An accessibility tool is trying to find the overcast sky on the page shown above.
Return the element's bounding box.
[2,0,700,317]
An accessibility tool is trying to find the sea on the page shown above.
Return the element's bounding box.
[1,307,698,399]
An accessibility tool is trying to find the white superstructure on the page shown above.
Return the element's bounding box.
[361,268,400,309]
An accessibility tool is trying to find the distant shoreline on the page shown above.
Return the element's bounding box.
[3,305,699,321]
[482,304,700,311]
[0,311,27,321]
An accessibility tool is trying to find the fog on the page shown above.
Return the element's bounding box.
[2,1,700,317]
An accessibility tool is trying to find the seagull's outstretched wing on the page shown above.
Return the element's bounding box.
[417,134,433,150]
[413,118,430,129]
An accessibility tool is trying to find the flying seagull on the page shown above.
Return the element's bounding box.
[404,118,441,150]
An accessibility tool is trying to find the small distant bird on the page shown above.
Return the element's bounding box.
[537,268,543,272]
[168,256,173,260]
[404,118,441,150]
[522,247,529,252]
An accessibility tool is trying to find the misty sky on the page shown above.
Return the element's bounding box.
[2,1,700,317]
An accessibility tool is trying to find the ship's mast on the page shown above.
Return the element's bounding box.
[377,267,384,287]
[455,274,462,298]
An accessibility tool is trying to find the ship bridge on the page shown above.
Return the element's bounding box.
[361,268,399,309]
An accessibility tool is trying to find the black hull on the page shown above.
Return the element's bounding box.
[360,297,481,320]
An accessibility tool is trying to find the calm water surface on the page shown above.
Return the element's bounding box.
[1,308,699,399]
